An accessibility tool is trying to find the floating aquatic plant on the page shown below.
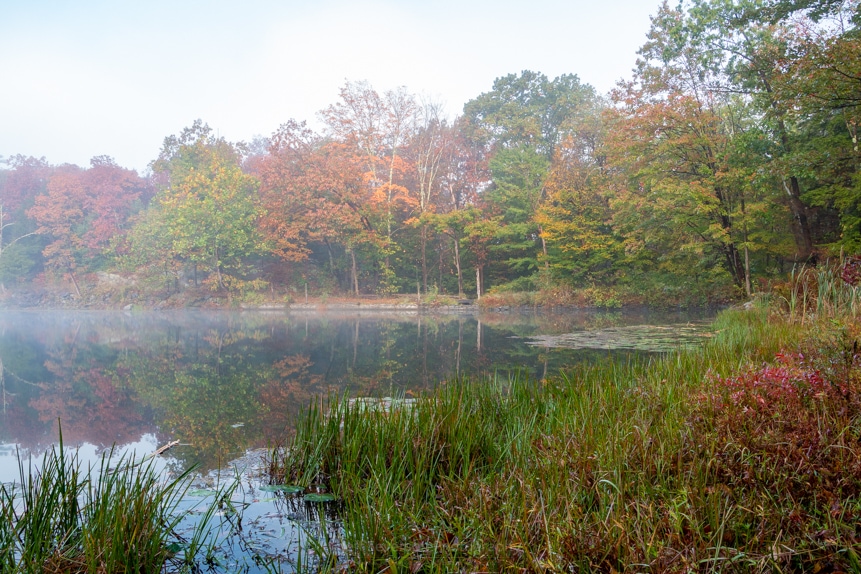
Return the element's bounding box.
[526,322,712,352]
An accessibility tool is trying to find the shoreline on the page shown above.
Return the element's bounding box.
[0,300,723,315]
[0,279,733,314]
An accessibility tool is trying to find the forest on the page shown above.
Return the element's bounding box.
[1,0,858,307]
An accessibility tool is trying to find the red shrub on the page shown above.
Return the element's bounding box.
[712,352,847,416]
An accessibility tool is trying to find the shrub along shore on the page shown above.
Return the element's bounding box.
[273,271,861,573]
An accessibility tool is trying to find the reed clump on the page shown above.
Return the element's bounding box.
[274,268,861,573]
[774,256,861,322]
[0,439,209,574]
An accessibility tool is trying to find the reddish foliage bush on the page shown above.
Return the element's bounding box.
[713,352,847,415]
[699,342,861,503]
[841,256,861,287]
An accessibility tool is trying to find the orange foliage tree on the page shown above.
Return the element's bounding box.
[320,81,419,292]
[28,156,145,295]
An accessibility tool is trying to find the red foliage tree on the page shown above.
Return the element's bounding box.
[28,157,145,293]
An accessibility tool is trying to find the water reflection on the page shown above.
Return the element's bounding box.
[0,309,713,474]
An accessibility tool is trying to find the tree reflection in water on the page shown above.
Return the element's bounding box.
[0,309,711,472]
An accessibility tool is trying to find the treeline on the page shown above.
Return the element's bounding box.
[1,0,858,305]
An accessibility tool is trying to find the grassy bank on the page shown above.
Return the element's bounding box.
[273,274,861,572]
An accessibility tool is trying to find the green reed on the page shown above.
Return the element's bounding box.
[0,436,221,573]
[274,304,861,573]
[785,260,861,322]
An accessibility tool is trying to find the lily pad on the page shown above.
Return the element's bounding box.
[187,488,217,497]
[303,492,339,503]
[259,484,305,494]
[165,542,185,555]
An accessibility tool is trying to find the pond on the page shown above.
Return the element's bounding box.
[0,307,715,571]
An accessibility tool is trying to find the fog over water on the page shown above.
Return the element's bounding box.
[0,308,714,480]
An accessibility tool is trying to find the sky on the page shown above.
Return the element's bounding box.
[0,0,658,174]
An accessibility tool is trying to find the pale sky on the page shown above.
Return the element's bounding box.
[0,0,658,174]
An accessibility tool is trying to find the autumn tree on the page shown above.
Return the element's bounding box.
[255,120,382,295]
[405,100,452,293]
[28,157,145,295]
[253,121,320,271]
[320,81,418,293]
[145,121,264,294]
[0,156,50,286]
[427,118,489,296]
[536,121,623,284]
[78,156,149,250]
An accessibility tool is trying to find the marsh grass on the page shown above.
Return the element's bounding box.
[0,436,226,573]
[273,290,861,572]
[781,258,861,322]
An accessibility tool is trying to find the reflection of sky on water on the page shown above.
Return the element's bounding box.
[0,434,173,485]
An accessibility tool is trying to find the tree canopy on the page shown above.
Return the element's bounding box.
[1,0,857,304]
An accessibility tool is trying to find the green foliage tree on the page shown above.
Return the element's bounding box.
[0,156,49,287]
[536,134,622,284]
[486,145,550,279]
[772,3,861,250]
[144,121,264,294]
[463,71,597,157]
[463,71,603,288]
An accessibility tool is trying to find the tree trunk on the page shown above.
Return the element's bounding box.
[784,177,815,260]
[421,225,428,294]
[351,249,359,296]
[724,244,746,290]
[439,240,444,290]
[325,239,335,270]
[476,266,482,300]
[538,224,549,270]
[453,236,463,297]
[759,72,815,260]
[214,244,224,290]
[715,188,746,289]
[69,270,82,298]
[742,196,752,297]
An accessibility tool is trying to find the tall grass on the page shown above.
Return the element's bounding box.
[273,295,861,572]
[783,257,861,321]
[0,436,221,573]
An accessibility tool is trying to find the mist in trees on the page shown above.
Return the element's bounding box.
[1,0,856,305]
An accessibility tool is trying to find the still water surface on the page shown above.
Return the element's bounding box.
[0,308,715,571]
[0,308,715,479]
